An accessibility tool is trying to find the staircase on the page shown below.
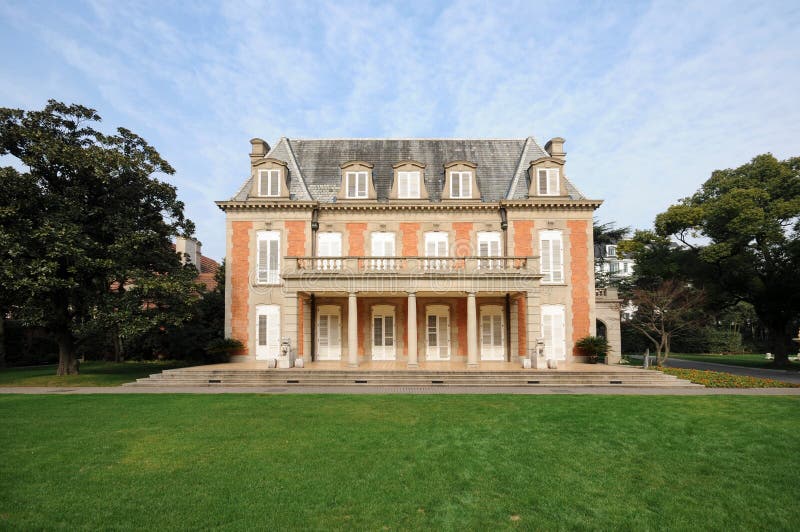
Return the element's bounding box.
[126,366,700,388]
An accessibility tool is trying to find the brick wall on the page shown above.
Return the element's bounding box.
[400,222,420,256]
[285,220,306,256]
[347,223,367,255]
[568,219,591,350]
[513,220,534,256]
[230,221,252,353]
[453,222,473,257]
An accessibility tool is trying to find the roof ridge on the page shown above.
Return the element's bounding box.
[281,138,312,200]
[287,137,529,142]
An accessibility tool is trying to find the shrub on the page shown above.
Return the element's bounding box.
[576,335,610,363]
[204,338,243,364]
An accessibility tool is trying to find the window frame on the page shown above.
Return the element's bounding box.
[256,230,281,285]
[345,171,369,199]
[397,171,421,199]
[449,171,472,199]
[539,229,564,284]
[536,167,560,196]
[541,304,566,360]
[258,169,281,197]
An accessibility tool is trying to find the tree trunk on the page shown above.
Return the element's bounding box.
[766,320,792,368]
[0,317,6,368]
[112,328,124,363]
[56,329,79,375]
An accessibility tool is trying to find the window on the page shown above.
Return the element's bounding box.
[424,232,449,270]
[537,168,560,196]
[317,232,342,270]
[540,230,564,283]
[397,171,421,199]
[258,169,281,197]
[541,305,566,360]
[370,232,395,270]
[606,245,617,258]
[346,171,368,199]
[317,305,341,360]
[371,305,395,360]
[480,305,504,360]
[426,305,450,360]
[257,230,280,284]
[449,171,472,198]
[477,231,502,269]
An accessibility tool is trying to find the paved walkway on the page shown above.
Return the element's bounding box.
[1,385,799,395]
[662,357,800,384]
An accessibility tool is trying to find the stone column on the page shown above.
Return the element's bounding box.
[348,292,358,367]
[407,292,418,368]
[467,291,478,368]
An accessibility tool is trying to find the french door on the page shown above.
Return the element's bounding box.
[480,305,505,360]
[541,305,566,360]
[317,305,341,360]
[371,305,395,360]
[317,232,342,271]
[370,232,395,271]
[425,305,450,360]
[477,231,502,270]
[424,232,448,270]
[255,305,280,360]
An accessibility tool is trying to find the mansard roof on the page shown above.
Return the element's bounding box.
[230,137,588,203]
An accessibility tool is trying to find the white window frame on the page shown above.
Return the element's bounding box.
[371,304,396,360]
[537,168,560,196]
[397,171,421,199]
[425,305,450,360]
[316,232,342,271]
[424,231,449,271]
[346,171,369,199]
[255,304,280,361]
[370,232,396,271]
[256,230,281,284]
[258,169,281,197]
[316,305,341,360]
[449,171,472,199]
[539,230,564,284]
[479,305,505,360]
[541,304,566,361]
[477,231,502,269]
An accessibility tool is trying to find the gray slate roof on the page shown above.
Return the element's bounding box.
[231,137,586,202]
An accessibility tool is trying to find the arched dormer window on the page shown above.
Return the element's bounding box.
[527,157,565,198]
[337,161,376,200]
[390,160,428,200]
[250,158,289,199]
[442,161,480,200]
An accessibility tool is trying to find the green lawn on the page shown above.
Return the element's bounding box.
[0,361,192,386]
[669,353,800,371]
[1,395,798,530]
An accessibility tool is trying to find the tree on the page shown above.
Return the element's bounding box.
[628,280,706,366]
[655,154,800,366]
[593,219,630,288]
[0,101,194,374]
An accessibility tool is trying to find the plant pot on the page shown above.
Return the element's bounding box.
[587,355,599,364]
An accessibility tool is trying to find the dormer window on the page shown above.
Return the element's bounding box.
[397,171,421,199]
[258,169,281,197]
[450,171,472,199]
[606,245,617,257]
[346,171,368,199]
[537,168,560,196]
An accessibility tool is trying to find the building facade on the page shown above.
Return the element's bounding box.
[217,136,620,367]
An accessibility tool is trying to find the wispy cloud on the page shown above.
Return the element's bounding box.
[1,0,798,258]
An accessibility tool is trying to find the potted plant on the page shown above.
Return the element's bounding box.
[575,335,610,364]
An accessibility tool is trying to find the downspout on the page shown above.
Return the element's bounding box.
[500,205,511,362]
[310,207,319,361]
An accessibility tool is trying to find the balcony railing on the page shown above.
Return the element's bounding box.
[286,256,537,275]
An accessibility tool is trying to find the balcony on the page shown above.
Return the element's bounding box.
[280,256,540,295]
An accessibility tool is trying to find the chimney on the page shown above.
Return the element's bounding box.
[544,137,566,160]
[250,138,270,164]
[175,236,200,267]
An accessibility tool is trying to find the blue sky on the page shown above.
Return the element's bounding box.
[2,0,799,260]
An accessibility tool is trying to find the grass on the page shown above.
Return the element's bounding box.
[668,353,800,371]
[0,360,193,387]
[1,395,798,530]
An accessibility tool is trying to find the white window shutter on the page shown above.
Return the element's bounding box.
[538,170,548,195]
[358,172,367,197]
[548,169,559,195]
[258,238,269,282]
[451,173,460,198]
[552,235,563,282]
[410,173,419,198]
[541,238,552,281]
[462,173,472,198]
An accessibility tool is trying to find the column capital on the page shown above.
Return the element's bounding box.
[407,291,417,297]
[348,291,358,297]
[466,291,477,297]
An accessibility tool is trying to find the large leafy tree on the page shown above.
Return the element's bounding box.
[592,219,630,289]
[0,101,195,374]
[654,154,800,366]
